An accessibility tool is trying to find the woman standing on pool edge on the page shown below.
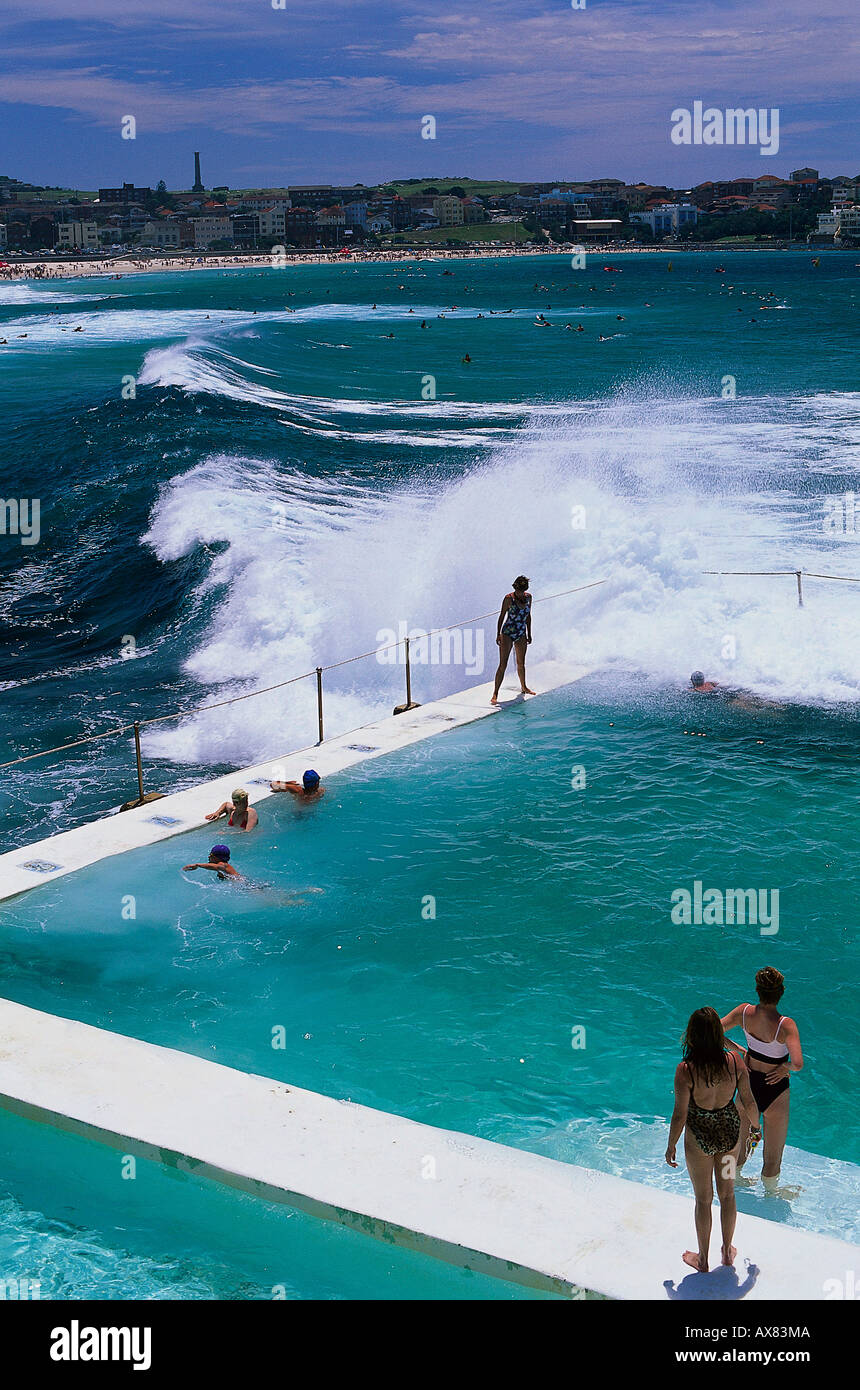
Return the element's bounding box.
[720,967,804,1189]
[666,1007,761,1271]
[490,575,535,705]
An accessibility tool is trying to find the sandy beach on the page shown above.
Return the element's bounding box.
[0,243,677,283]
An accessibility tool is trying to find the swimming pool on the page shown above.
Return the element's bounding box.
[1,674,857,1296]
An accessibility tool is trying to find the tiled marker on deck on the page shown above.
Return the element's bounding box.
[20,860,63,874]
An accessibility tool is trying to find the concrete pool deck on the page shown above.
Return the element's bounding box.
[0,996,855,1300]
[0,659,587,904]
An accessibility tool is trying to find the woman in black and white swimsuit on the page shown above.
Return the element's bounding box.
[721,967,804,1188]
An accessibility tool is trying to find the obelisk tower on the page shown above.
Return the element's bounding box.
[192,152,204,193]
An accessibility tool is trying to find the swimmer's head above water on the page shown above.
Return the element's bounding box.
[302,769,320,792]
[210,845,230,863]
[690,671,719,692]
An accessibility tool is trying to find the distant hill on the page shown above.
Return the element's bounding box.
[381,177,522,198]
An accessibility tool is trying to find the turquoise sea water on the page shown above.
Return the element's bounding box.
[1,252,858,1297]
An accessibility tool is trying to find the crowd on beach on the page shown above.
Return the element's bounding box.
[0,242,671,284]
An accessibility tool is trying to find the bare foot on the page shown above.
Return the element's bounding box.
[521,686,536,695]
[721,1245,737,1266]
[489,695,499,705]
[682,1250,708,1272]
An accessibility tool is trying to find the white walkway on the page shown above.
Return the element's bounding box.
[0,998,854,1300]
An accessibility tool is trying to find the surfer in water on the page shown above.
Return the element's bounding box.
[490,576,535,705]
[183,845,241,879]
[666,1007,761,1271]
[720,967,804,1189]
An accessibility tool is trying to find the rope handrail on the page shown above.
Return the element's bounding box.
[1,568,855,776]
[0,578,609,772]
[702,569,859,580]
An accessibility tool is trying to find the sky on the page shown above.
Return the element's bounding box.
[0,0,856,190]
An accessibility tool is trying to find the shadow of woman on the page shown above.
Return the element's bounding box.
[664,1260,760,1301]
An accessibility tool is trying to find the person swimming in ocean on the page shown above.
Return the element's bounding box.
[183,845,241,879]
[205,787,258,831]
[490,576,535,705]
[666,1007,761,1271]
[270,768,325,802]
[720,967,803,1189]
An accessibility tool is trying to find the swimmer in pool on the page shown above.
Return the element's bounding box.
[690,670,720,692]
[270,768,325,802]
[183,845,241,878]
[205,787,258,830]
[689,671,779,711]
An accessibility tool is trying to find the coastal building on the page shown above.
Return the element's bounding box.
[0,220,6,250]
[284,206,316,245]
[231,212,263,247]
[238,193,291,213]
[56,220,99,250]
[98,183,152,204]
[257,207,287,239]
[569,217,623,239]
[432,196,464,226]
[191,215,233,248]
[629,202,698,235]
[140,220,180,248]
[288,185,364,211]
[462,197,486,224]
[817,202,860,240]
[752,175,793,206]
[343,201,368,230]
[791,167,819,182]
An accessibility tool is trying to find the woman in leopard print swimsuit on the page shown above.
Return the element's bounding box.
[666,1007,761,1273]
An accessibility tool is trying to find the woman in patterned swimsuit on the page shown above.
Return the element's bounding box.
[490,575,535,705]
[666,1007,761,1272]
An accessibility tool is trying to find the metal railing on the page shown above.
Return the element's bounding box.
[701,567,860,609]
[0,579,608,807]
[1,566,856,810]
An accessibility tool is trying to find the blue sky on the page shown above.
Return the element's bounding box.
[0,0,856,189]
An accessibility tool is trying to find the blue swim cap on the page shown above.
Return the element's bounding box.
[303,769,320,789]
[211,844,230,862]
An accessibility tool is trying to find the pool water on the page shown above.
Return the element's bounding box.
[1,674,857,1296]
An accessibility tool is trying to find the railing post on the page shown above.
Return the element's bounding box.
[316,666,324,743]
[796,570,804,608]
[393,635,421,714]
[133,721,145,801]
